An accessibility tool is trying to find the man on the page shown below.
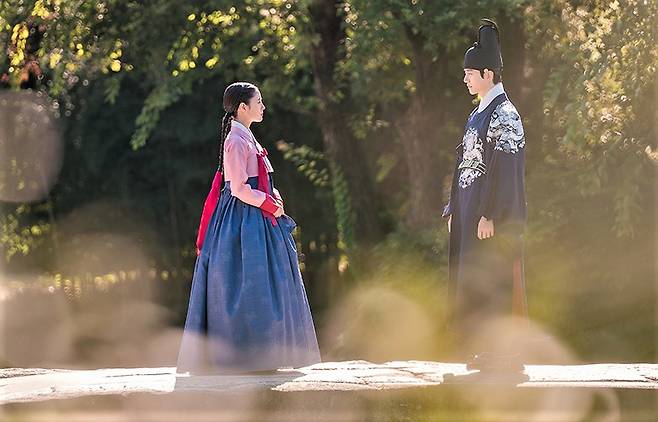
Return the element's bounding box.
[443,19,527,372]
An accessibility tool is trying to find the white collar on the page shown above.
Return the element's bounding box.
[477,83,506,113]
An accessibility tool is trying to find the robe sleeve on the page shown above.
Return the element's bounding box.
[442,202,451,219]
[477,102,527,228]
[442,159,459,219]
[224,139,267,207]
[442,143,464,219]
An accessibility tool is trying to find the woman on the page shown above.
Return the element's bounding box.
[177,82,321,373]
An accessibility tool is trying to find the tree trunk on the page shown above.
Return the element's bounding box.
[396,26,445,232]
[306,0,383,244]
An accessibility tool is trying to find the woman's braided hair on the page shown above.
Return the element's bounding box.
[218,82,257,172]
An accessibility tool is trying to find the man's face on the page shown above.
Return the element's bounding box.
[463,68,493,96]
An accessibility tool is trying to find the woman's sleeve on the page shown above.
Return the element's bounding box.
[224,140,267,207]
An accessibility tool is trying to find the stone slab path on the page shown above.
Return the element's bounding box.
[2,360,658,404]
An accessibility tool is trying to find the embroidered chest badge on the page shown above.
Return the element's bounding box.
[458,127,486,188]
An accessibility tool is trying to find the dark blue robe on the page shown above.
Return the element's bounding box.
[444,92,527,329]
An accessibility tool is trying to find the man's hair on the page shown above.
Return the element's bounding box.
[479,68,502,84]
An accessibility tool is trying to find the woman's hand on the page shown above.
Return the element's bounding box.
[274,205,284,218]
[477,216,494,239]
[260,195,284,217]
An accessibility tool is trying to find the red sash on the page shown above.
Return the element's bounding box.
[195,170,223,255]
[257,148,277,226]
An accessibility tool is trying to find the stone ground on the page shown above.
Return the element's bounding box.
[2,361,658,421]
[2,360,658,404]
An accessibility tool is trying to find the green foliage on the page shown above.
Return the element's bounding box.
[130,79,192,150]
[276,140,346,248]
[0,0,127,94]
[346,0,525,102]
[276,140,330,187]
[0,204,51,260]
[525,0,657,236]
[125,1,307,148]
[330,163,355,251]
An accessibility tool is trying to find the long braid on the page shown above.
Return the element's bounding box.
[218,112,233,172]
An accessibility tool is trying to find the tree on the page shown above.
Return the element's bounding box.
[301,0,384,247]
[525,0,657,237]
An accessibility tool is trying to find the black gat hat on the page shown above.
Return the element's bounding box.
[463,18,503,72]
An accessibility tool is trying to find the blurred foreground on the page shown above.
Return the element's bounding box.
[3,361,657,421]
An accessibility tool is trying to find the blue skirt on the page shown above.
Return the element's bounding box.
[177,176,321,373]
